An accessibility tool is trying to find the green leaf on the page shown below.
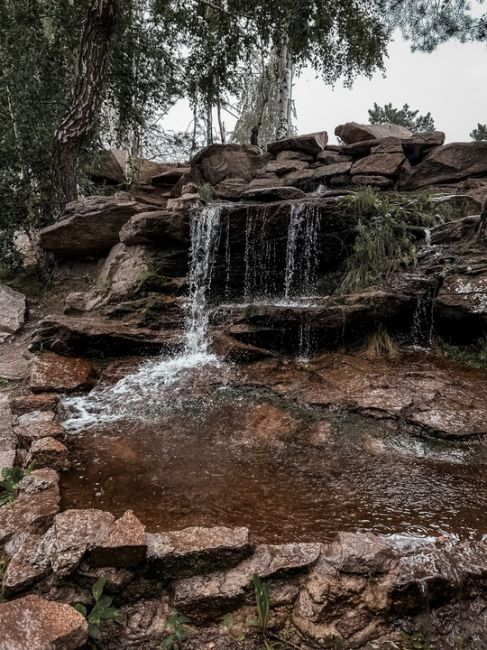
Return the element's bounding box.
[92,576,106,602]
[74,603,87,617]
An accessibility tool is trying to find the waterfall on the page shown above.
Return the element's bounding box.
[412,285,435,348]
[62,206,222,430]
[284,204,320,302]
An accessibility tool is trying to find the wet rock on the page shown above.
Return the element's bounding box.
[267,132,328,156]
[0,469,60,543]
[282,168,315,187]
[240,186,306,202]
[276,149,314,161]
[214,177,248,200]
[265,159,309,176]
[212,333,275,363]
[42,509,115,576]
[0,285,26,342]
[26,437,70,472]
[402,141,487,189]
[30,352,94,393]
[192,144,267,185]
[336,121,413,144]
[351,152,406,177]
[38,193,160,256]
[352,174,394,188]
[436,272,487,331]
[151,166,191,188]
[247,176,285,189]
[316,151,353,164]
[119,210,188,246]
[0,594,88,649]
[10,394,59,417]
[146,526,251,579]
[2,533,51,596]
[13,411,65,449]
[166,194,202,212]
[0,394,16,471]
[313,161,353,181]
[90,510,147,568]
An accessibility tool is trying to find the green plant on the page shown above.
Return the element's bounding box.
[74,576,119,639]
[222,613,245,641]
[160,609,191,649]
[0,466,30,507]
[0,559,7,602]
[197,183,216,204]
[366,326,399,360]
[438,335,487,370]
[400,632,435,649]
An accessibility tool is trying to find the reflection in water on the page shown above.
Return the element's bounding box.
[62,390,487,543]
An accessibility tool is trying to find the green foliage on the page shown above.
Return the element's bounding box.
[160,609,191,649]
[400,631,435,650]
[368,102,435,133]
[74,576,119,639]
[0,466,29,507]
[470,123,487,141]
[197,183,216,204]
[338,189,451,292]
[438,336,487,370]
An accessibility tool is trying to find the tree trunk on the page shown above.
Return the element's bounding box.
[275,34,293,140]
[52,0,118,214]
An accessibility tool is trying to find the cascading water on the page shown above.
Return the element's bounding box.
[283,204,320,302]
[62,206,223,430]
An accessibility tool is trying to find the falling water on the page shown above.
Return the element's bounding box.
[412,285,436,348]
[62,206,223,429]
[424,227,432,247]
[284,204,320,301]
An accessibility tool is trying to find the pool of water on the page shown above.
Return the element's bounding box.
[62,387,487,543]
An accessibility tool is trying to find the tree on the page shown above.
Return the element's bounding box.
[368,102,435,133]
[470,123,487,141]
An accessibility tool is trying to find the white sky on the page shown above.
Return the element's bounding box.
[164,30,487,144]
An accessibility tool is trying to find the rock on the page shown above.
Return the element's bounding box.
[214,177,248,200]
[166,194,202,212]
[10,394,59,417]
[343,131,445,159]
[90,510,147,568]
[316,151,353,164]
[0,594,88,650]
[26,437,70,472]
[352,175,394,188]
[0,285,26,342]
[351,152,406,177]
[335,121,413,144]
[265,159,309,176]
[436,273,487,326]
[370,138,404,154]
[313,162,353,181]
[151,166,191,187]
[13,411,65,449]
[91,148,128,184]
[192,144,267,185]
[96,243,151,303]
[39,193,160,256]
[247,176,285,189]
[97,598,170,649]
[276,150,314,162]
[146,526,251,579]
[119,210,188,246]
[267,132,328,156]
[211,333,275,362]
[2,533,51,596]
[402,142,487,189]
[30,352,94,393]
[240,186,307,202]
[42,509,115,575]
[30,314,182,357]
[0,469,60,543]
[282,168,315,188]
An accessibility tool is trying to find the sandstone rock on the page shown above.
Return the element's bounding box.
[240,186,306,202]
[166,194,202,212]
[91,148,128,184]
[97,598,170,649]
[146,526,251,579]
[370,138,404,154]
[39,194,160,256]
[214,177,248,200]
[351,152,406,177]
[436,273,487,328]
[402,142,487,189]
[343,131,445,158]
[10,394,59,416]
[14,411,65,449]
[316,151,353,164]
[119,210,188,246]
[0,393,16,472]
[352,175,394,188]
[211,333,275,363]
[313,162,352,182]
[276,149,314,161]
[3,533,50,596]
[96,243,151,303]
[265,159,309,176]
[0,469,60,543]
[30,314,182,356]
[26,437,70,472]
[30,352,94,393]
[192,144,267,185]
[282,168,315,187]
[42,509,115,576]
[0,285,26,342]
[247,176,285,189]
[151,166,191,187]
[336,121,413,144]
[0,594,88,649]
[90,510,147,568]
[267,132,328,156]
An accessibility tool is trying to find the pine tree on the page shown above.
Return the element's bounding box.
[368,102,435,133]
[470,123,487,141]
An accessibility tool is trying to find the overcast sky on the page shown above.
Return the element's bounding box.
[164,30,487,144]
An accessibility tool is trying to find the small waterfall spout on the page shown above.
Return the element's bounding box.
[284,204,320,301]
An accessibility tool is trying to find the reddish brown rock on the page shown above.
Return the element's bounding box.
[336,121,413,144]
[0,594,88,649]
[2,533,50,596]
[240,186,306,202]
[10,394,59,416]
[192,144,267,185]
[30,352,94,393]
[14,411,65,449]
[214,177,248,200]
[151,166,191,187]
[352,175,394,188]
[247,176,285,189]
[0,284,26,343]
[91,148,128,184]
[276,150,314,162]
[313,162,352,181]
[119,210,188,246]
[316,151,353,164]
[265,159,309,176]
[26,437,70,472]
[90,510,147,568]
[267,132,328,156]
[351,152,406,177]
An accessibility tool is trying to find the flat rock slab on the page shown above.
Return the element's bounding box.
[267,132,328,156]
[241,186,306,202]
[0,393,16,471]
[0,284,26,342]
[335,121,413,144]
[351,152,405,177]
[3,533,51,596]
[30,352,94,393]
[90,509,147,568]
[0,594,87,650]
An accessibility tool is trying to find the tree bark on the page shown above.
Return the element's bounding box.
[275,34,293,140]
[52,0,118,215]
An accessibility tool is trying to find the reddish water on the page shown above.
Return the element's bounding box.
[62,389,487,543]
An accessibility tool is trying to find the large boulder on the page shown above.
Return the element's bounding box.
[402,142,487,188]
[267,132,328,156]
[119,210,188,246]
[351,152,406,177]
[191,144,268,185]
[0,595,88,649]
[39,193,160,256]
[335,121,413,144]
[91,148,128,184]
[30,352,94,393]
[0,285,26,342]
